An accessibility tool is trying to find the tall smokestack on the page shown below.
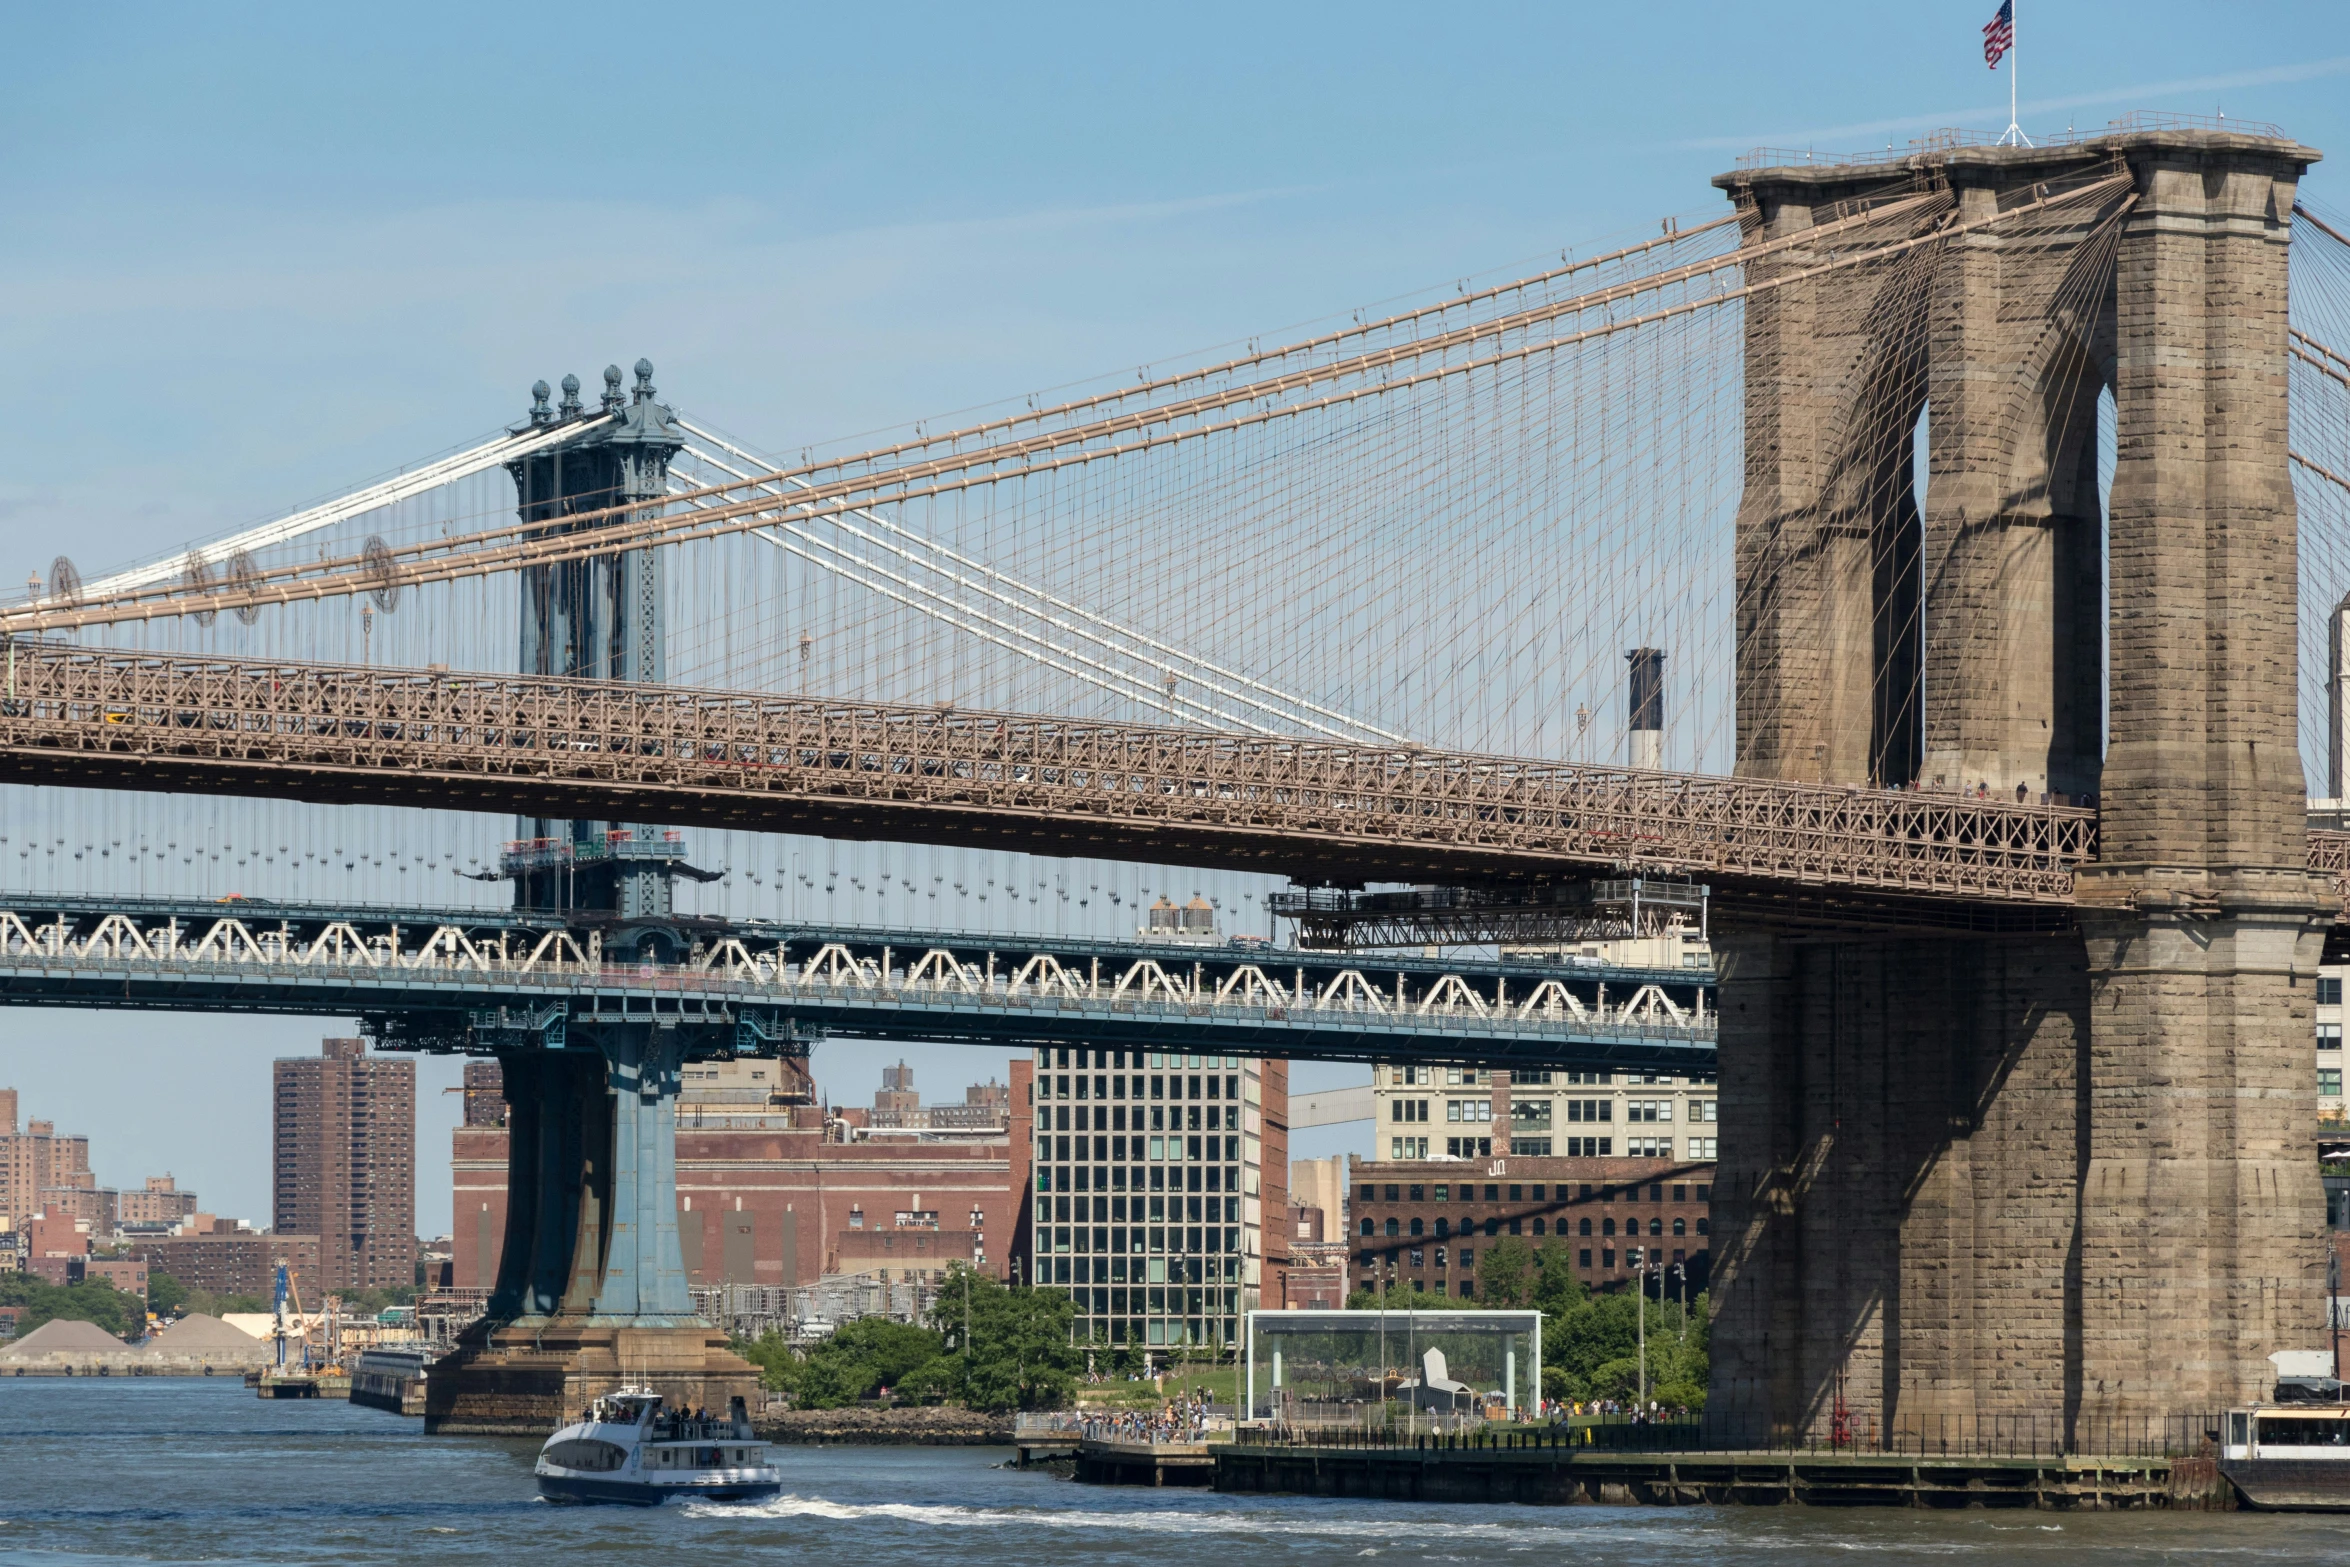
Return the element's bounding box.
[1626,647,1665,771]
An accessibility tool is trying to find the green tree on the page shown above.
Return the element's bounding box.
[793,1316,945,1409]
[1529,1239,1586,1316]
[1549,1287,1640,1377]
[927,1262,1082,1412]
[0,1273,138,1339]
[1477,1237,1536,1306]
[734,1328,803,1397]
[893,1355,966,1404]
[146,1271,190,1317]
[1541,1284,1709,1409]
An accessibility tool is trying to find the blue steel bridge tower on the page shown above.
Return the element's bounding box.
[425,362,760,1434]
[505,359,697,924]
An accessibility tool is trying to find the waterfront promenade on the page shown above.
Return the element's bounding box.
[1213,1435,2227,1510]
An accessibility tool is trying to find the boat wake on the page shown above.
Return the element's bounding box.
[679,1494,1632,1542]
[693,1492,1378,1532]
[675,1493,2106,1554]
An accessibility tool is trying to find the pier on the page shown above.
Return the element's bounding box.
[1075,1436,1216,1488]
[1211,1438,2236,1510]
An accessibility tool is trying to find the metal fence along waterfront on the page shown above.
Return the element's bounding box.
[1233,1410,2226,1460]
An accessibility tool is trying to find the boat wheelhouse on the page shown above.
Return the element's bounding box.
[2219,1404,2350,1511]
[534,1389,781,1506]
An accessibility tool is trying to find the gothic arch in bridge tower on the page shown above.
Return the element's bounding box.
[1729,155,2121,798]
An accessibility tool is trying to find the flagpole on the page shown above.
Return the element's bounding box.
[1999,0,2031,147]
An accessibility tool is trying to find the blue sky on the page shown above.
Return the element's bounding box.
[2,1,2346,1229]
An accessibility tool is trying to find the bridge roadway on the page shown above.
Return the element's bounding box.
[0,643,2114,927]
[0,892,1714,1070]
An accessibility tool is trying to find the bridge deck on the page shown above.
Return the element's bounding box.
[0,645,2101,916]
[0,892,1714,1068]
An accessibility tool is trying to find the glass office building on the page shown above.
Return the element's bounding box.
[1019,1046,1286,1354]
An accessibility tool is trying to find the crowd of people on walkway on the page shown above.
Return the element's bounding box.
[1546,1397,1692,1423]
[1079,1397,1212,1445]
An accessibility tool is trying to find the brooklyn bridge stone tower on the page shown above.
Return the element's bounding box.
[1709,124,2329,1436]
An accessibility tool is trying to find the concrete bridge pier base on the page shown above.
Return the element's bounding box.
[424,1027,755,1435]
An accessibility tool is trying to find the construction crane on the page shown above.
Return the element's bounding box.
[269,1261,338,1373]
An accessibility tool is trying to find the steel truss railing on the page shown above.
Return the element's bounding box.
[2309,828,2350,894]
[0,897,1713,1059]
[0,644,2096,906]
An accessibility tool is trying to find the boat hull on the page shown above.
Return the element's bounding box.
[2220,1457,2350,1511]
[536,1471,783,1506]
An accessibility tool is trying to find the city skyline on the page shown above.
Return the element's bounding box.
[2,0,2346,1230]
[0,1032,1109,1229]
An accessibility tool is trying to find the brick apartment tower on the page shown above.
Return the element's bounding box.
[273,1038,416,1293]
[0,1090,93,1226]
[876,1060,920,1115]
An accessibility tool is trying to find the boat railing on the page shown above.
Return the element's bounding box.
[650,1413,754,1442]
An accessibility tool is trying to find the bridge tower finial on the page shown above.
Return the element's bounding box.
[527,380,552,427]
[507,355,686,922]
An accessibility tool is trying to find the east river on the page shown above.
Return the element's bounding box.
[4,1381,2347,1565]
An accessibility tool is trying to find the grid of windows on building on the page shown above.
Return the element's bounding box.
[1370,1065,1717,1162]
[2324,964,2345,1119]
[1349,1155,1714,1294]
[1022,1048,1281,1354]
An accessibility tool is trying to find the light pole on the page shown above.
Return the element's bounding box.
[1378,1260,1397,1432]
[1631,1247,1647,1411]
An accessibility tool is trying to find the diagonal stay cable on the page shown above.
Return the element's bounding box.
[677,425,1408,743]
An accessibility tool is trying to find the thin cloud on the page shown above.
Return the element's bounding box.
[1682,54,2350,151]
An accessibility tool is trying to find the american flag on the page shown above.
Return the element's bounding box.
[1982,0,2014,69]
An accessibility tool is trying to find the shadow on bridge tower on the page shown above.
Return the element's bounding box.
[1710,127,2331,1440]
[424,361,759,1434]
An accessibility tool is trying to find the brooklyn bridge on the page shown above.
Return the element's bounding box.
[6,119,2347,1440]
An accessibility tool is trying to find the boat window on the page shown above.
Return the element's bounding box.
[2254,1416,2350,1446]
[544,1439,627,1472]
[2230,1412,2249,1445]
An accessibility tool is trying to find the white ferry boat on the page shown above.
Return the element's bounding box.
[535,1389,782,1505]
[2219,1404,2350,1510]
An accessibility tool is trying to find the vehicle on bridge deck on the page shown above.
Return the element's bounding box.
[534,1390,780,1506]
[2220,1405,2350,1510]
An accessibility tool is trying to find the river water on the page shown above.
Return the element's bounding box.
[2,1380,2344,1565]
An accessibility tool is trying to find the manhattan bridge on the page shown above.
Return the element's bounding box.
[5,117,2349,1439]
